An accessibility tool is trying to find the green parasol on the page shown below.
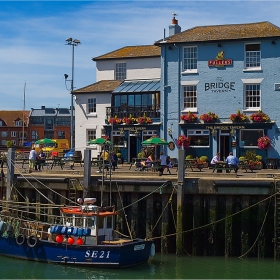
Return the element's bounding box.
[88,138,113,145]
[141,137,169,146]
[35,138,55,144]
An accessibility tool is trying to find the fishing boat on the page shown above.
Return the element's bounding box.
[0,197,155,267]
[0,148,155,268]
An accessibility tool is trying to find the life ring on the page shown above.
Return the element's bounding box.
[15,234,25,245]
[27,235,38,248]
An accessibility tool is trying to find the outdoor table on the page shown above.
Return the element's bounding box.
[212,161,233,173]
[185,159,204,171]
[50,157,65,170]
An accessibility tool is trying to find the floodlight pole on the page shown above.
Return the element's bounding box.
[65,38,80,149]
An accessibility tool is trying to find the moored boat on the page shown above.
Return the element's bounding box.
[0,198,155,268]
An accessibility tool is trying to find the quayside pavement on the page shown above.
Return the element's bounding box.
[13,161,280,181]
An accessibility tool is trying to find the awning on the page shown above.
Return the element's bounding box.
[112,79,160,93]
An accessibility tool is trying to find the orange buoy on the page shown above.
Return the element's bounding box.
[56,234,63,243]
[76,237,84,245]
[67,236,75,245]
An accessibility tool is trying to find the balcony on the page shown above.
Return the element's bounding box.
[106,105,160,120]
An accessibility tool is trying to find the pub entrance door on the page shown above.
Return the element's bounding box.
[219,132,230,161]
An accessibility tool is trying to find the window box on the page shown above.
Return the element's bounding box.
[249,110,270,123]
[199,112,219,123]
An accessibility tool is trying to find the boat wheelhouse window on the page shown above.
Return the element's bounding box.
[87,217,96,228]
[107,216,112,228]
[98,217,104,229]
[74,217,83,227]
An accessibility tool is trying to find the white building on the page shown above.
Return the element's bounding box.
[73,45,161,158]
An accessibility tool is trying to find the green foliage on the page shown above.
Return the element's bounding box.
[116,153,121,158]
[5,141,13,148]
[200,156,208,162]
[239,156,246,161]
[137,152,143,158]
[256,155,262,161]
[245,150,258,162]
[186,155,193,159]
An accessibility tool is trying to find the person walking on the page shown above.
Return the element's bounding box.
[225,152,239,173]
[28,148,37,173]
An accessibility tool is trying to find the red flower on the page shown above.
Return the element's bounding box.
[180,112,197,123]
[177,135,189,149]
[199,112,219,122]
[257,136,271,149]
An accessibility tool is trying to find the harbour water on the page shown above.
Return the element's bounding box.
[2,254,280,279]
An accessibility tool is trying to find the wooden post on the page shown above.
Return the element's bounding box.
[225,196,233,257]
[6,147,15,201]
[241,195,249,256]
[176,148,185,255]
[161,193,169,253]
[130,193,138,239]
[83,149,91,198]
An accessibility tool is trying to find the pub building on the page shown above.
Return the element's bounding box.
[155,20,280,167]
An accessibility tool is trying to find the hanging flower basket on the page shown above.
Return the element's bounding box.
[102,135,110,141]
[199,111,219,123]
[180,111,197,123]
[249,110,270,122]
[229,110,247,122]
[122,114,137,124]
[177,135,189,149]
[257,135,271,149]
[137,113,153,124]
[108,116,122,124]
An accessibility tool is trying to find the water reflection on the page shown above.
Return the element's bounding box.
[2,254,280,279]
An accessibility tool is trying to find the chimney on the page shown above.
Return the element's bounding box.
[169,13,181,36]
[41,106,45,109]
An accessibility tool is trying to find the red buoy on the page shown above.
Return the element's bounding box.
[76,237,84,245]
[56,234,63,243]
[67,236,75,245]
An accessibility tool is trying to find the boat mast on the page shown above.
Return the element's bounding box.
[22,82,26,146]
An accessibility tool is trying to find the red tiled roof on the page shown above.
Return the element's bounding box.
[0,111,29,126]
[73,80,123,94]
[155,21,280,44]
[93,45,160,61]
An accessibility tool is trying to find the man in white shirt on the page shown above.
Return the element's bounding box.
[29,148,37,173]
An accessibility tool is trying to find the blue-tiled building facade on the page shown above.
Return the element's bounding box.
[157,21,280,164]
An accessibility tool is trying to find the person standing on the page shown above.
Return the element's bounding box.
[226,152,239,173]
[159,151,167,176]
[35,149,46,171]
[29,148,37,173]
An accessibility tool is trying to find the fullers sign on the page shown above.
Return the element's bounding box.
[208,51,232,67]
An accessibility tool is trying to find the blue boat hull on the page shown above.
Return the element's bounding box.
[0,236,153,268]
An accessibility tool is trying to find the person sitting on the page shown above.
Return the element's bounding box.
[166,156,172,168]
[158,151,167,176]
[210,152,220,167]
[226,152,239,173]
[35,149,46,171]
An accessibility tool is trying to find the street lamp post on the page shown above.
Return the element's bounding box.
[65,37,81,149]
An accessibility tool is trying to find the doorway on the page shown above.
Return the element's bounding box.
[219,134,230,161]
[129,136,137,162]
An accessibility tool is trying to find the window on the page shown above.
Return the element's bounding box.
[11,131,17,137]
[240,129,263,148]
[1,140,6,145]
[245,84,261,109]
[115,63,126,80]
[87,129,96,144]
[57,131,65,139]
[245,43,260,69]
[15,120,22,127]
[183,46,197,72]
[112,131,125,146]
[142,130,157,141]
[31,131,38,140]
[88,98,96,114]
[183,85,197,109]
[0,121,2,126]
[11,140,16,145]
[187,130,210,147]
[1,131,7,137]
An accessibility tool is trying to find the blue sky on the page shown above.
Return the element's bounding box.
[2,0,280,110]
